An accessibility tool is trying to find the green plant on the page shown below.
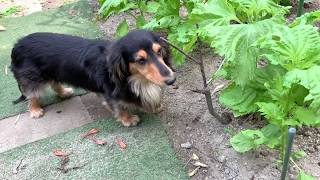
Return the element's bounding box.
[98,1,320,178]
[0,5,23,18]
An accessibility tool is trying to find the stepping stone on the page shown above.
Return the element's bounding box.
[0,96,92,153]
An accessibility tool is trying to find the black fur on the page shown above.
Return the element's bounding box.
[11,30,173,111]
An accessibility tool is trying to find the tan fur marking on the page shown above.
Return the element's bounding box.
[152,43,161,53]
[51,83,74,98]
[136,50,147,59]
[29,97,44,118]
[129,62,166,86]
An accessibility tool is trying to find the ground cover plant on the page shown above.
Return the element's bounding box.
[98,0,320,179]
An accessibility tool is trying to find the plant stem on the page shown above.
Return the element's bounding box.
[297,0,304,17]
[197,42,225,123]
[160,37,200,64]
[161,37,228,124]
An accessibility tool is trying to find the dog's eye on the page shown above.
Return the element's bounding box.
[136,59,146,65]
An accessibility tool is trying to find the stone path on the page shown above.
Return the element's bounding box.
[0,93,111,153]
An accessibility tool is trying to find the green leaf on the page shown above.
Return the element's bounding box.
[257,24,320,71]
[229,0,289,23]
[230,130,265,152]
[136,15,146,28]
[284,66,320,110]
[190,0,241,27]
[142,0,180,30]
[145,1,160,13]
[297,170,316,180]
[291,150,306,161]
[219,83,267,117]
[256,102,284,125]
[205,17,284,86]
[116,20,129,39]
[292,106,320,126]
[290,11,320,27]
[99,0,137,18]
[261,124,281,148]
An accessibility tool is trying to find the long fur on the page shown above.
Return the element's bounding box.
[129,74,162,112]
[10,30,174,115]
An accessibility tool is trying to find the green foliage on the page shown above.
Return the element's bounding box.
[284,66,320,110]
[98,0,136,18]
[0,5,23,18]
[116,20,129,38]
[205,17,284,86]
[298,171,316,180]
[229,0,289,23]
[97,1,318,178]
[290,10,320,26]
[258,24,320,71]
[291,150,306,161]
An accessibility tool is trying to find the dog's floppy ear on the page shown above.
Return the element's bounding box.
[107,49,127,96]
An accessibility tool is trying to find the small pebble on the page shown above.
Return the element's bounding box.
[181,142,192,149]
[307,147,315,153]
[217,155,226,163]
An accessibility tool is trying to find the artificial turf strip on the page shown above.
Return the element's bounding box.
[0,115,188,179]
[0,0,102,119]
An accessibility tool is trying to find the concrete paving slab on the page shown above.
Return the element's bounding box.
[80,93,112,120]
[0,96,92,153]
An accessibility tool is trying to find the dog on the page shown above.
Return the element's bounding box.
[10,30,176,127]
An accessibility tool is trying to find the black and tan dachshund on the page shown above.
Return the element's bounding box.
[10,30,176,126]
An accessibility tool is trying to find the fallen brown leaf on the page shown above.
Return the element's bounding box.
[81,128,99,138]
[192,153,199,161]
[91,138,107,145]
[116,139,127,150]
[53,150,68,157]
[188,166,200,177]
[194,161,208,168]
[4,65,8,76]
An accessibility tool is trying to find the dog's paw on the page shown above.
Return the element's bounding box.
[30,108,44,118]
[119,115,140,127]
[59,88,74,98]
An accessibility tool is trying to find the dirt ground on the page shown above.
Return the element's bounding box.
[2,0,320,179]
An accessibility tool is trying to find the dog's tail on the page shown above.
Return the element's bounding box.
[13,94,27,104]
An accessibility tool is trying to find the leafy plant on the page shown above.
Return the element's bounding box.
[0,5,23,18]
[98,1,320,178]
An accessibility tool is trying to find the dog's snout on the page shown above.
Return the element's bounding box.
[165,76,176,85]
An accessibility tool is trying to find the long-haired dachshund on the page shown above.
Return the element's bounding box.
[10,30,176,127]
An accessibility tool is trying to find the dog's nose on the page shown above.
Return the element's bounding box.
[165,76,176,85]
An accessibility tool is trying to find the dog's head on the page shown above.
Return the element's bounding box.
[108,30,176,87]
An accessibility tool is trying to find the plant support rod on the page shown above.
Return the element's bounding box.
[280,127,296,180]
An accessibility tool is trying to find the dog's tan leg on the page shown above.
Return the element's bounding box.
[116,111,140,127]
[51,83,73,98]
[29,97,44,118]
